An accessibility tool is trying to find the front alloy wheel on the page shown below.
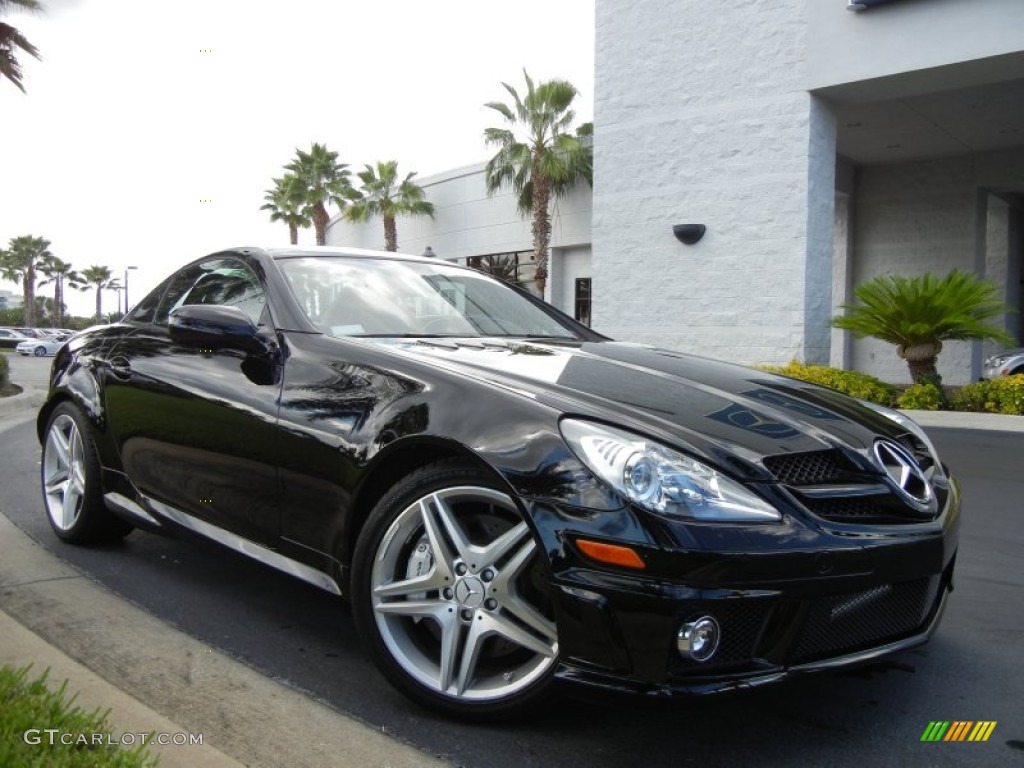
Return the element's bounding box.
[353,460,558,718]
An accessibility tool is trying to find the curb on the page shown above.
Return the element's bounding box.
[0,385,45,422]
[899,409,1023,432]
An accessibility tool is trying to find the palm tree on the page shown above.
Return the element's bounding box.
[0,0,41,93]
[832,270,1015,384]
[81,265,121,321]
[260,174,311,245]
[483,69,593,295]
[37,254,84,327]
[284,143,351,245]
[0,234,51,326]
[343,161,435,252]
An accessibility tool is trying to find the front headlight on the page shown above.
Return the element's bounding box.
[559,419,781,522]
[986,354,1008,367]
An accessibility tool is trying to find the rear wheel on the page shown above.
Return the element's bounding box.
[352,459,558,718]
[42,402,133,544]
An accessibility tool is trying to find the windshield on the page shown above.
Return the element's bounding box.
[277,256,581,339]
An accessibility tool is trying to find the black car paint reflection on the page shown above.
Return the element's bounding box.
[38,246,959,713]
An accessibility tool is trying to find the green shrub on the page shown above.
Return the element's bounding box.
[951,375,1024,415]
[0,664,157,767]
[897,381,945,411]
[758,360,898,406]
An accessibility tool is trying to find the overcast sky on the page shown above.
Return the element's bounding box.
[1,0,595,318]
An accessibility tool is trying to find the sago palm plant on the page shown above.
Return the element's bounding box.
[832,270,1015,383]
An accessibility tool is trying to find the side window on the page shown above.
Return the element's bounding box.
[154,265,205,327]
[154,259,268,327]
[125,279,168,325]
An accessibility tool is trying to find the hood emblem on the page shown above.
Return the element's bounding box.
[873,439,936,516]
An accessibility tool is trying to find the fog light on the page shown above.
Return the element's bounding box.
[677,616,720,662]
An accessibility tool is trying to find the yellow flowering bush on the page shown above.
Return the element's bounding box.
[897,382,945,411]
[952,375,1024,415]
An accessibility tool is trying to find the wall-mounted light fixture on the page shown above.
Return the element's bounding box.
[847,0,898,11]
[672,224,706,245]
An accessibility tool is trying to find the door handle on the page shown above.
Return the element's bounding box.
[108,356,132,379]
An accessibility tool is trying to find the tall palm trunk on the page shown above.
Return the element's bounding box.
[288,223,298,245]
[54,277,62,326]
[23,264,35,326]
[384,215,398,252]
[531,152,552,296]
[95,286,102,321]
[312,203,329,245]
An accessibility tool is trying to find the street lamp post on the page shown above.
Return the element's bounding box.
[124,266,138,314]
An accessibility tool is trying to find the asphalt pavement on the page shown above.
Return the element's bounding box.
[1,352,1022,767]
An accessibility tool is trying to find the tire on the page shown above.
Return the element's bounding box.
[33,346,46,357]
[352,459,559,719]
[41,402,134,544]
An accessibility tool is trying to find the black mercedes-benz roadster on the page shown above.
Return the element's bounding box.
[38,246,959,717]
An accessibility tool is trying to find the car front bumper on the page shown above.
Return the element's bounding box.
[535,479,960,697]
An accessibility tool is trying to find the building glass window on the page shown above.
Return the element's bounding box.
[456,250,538,294]
[574,277,591,327]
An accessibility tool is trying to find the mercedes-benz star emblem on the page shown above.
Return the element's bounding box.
[873,439,936,516]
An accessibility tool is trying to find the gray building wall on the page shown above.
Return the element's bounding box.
[807,0,1024,95]
[592,0,835,366]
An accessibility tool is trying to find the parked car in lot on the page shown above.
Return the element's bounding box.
[0,328,31,349]
[983,347,1024,379]
[36,246,960,718]
[16,336,67,357]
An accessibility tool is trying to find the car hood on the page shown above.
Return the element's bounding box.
[375,338,902,471]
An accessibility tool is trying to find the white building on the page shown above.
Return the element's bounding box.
[329,0,1024,385]
[0,290,23,310]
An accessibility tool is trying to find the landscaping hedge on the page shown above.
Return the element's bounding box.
[897,381,945,411]
[951,375,1024,415]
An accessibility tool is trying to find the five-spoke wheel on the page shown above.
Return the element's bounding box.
[353,460,558,717]
[42,402,133,544]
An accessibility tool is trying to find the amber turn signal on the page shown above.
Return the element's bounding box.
[576,539,646,569]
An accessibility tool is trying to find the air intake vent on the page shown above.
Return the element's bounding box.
[763,451,847,485]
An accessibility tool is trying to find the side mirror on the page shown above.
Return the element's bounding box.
[169,305,273,356]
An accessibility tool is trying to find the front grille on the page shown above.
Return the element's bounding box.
[671,600,773,669]
[763,451,847,485]
[799,496,921,526]
[766,446,941,526]
[791,578,930,663]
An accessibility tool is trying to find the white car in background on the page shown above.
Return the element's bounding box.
[16,336,67,357]
[982,348,1024,380]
